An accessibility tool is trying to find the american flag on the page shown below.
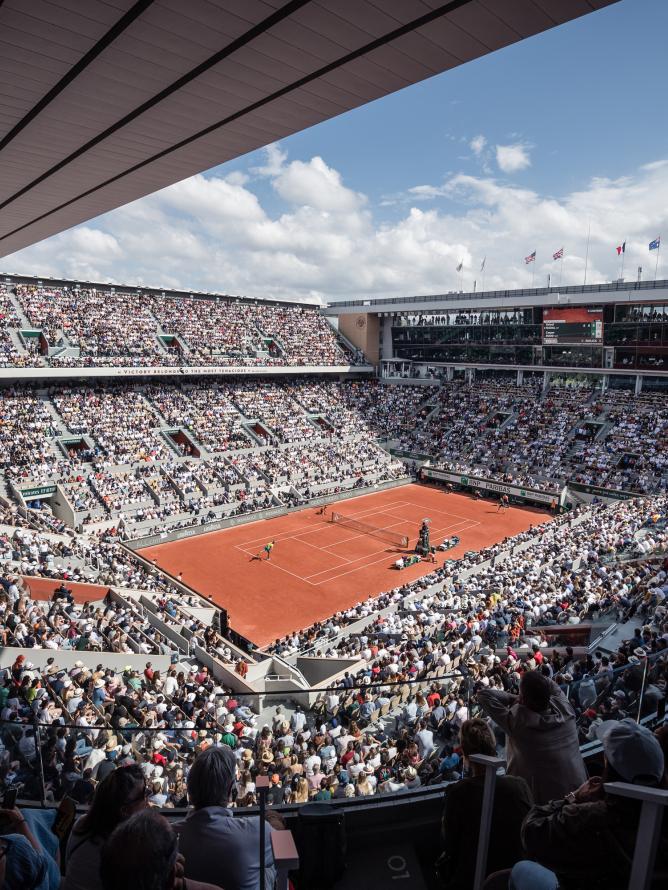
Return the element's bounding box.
[553,247,564,260]
[525,251,536,264]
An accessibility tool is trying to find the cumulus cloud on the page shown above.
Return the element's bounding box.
[3,144,668,301]
[496,143,531,173]
[250,142,287,177]
[273,156,365,214]
[470,134,487,156]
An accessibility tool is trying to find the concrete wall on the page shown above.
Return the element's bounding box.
[0,648,172,672]
[297,656,361,686]
[338,313,380,365]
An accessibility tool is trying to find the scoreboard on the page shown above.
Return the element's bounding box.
[543,307,603,344]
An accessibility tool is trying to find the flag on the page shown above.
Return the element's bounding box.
[525,251,536,264]
[480,257,486,272]
[456,261,463,272]
[649,237,661,251]
[553,247,564,260]
[616,242,626,255]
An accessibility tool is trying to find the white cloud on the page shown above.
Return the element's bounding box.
[250,143,287,177]
[496,143,531,173]
[4,146,668,301]
[273,156,365,214]
[470,134,487,156]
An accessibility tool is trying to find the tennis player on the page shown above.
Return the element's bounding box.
[263,540,275,561]
[497,494,510,512]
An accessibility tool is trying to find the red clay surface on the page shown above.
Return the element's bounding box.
[22,576,110,605]
[140,484,552,648]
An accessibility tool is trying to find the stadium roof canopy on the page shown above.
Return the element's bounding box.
[0,0,617,258]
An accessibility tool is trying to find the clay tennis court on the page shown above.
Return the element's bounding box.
[140,483,552,648]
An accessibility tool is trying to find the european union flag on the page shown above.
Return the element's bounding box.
[649,237,661,250]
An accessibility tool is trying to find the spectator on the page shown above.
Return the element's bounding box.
[174,746,275,890]
[62,764,147,890]
[437,719,532,889]
[476,671,587,804]
[514,718,668,889]
[0,805,59,890]
[100,809,222,890]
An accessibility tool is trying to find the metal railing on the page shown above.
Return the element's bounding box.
[329,278,668,309]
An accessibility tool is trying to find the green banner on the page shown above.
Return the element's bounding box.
[20,485,57,498]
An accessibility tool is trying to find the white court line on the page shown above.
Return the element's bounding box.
[305,516,480,581]
[237,549,319,587]
[308,522,483,586]
[233,499,414,550]
[239,514,481,587]
[234,494,485,585]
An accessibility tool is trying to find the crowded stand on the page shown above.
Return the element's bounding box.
[0,287,24,368]
[9,285,359,368]
[0,300,667,887]
[16,286,162,366]
[53,387,170,464]
[567,390,668,492]
[1,376,667,540]
[0,493,665,890]
[0,496,665,887]
[400,377,668,494]
[0,393,61,483]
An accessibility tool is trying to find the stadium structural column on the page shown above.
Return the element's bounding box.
[542,371,551,394]
[516,369,523,386]
[635,374,643,395]
[601,374,609,394]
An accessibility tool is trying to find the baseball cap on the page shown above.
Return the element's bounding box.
[596,718,664,785]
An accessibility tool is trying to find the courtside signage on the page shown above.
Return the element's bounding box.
[422,467,560,505]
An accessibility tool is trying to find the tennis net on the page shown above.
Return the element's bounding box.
[330,511,409,548]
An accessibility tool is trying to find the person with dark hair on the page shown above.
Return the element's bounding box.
[174,746,275,890]
[512,718,668,889]
[476,671,586,803]
[0,806,59,890]
[436,719,532,889]
[100,810,222,890]
[62,764,147,890]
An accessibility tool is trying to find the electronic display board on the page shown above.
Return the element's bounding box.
[543,307,603,344]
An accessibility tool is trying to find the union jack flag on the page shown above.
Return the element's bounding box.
[553,247,564,260]
[525,251,536,264]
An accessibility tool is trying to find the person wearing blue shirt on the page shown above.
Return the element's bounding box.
[175,746,275,890]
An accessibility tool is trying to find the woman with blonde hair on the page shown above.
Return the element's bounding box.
[356,772,373,797]
[288,776,309,804]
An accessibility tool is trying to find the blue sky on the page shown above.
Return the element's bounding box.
[6,0,668,301]
[232,0,665,218]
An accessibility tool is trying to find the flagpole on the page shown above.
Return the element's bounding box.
[655,237,661,281]
[583,221,591,285]
[531,254,536,288]
[560,251,564,289]
[620,239,626,280]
